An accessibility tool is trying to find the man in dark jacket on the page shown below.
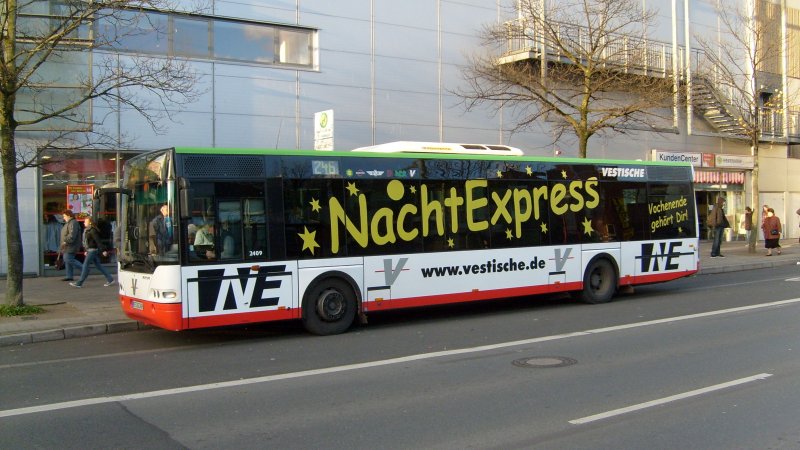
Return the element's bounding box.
[59,209,84,281]
[149,204,172,256]
[707,196,728,258]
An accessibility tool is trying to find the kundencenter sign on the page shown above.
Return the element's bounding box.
[651,150,754,169]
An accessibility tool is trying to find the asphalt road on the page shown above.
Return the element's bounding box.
[2,265,800,449]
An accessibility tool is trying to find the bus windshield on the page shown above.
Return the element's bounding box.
[119,149,178,271]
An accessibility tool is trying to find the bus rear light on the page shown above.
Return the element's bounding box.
[471,289,479,292]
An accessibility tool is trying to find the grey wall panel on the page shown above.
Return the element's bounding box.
[375,122,439,143]
[306,13,371,55]
[440,1,496,34]
[215,1,298,23]
[119,109,214,148]
[306,51,371,88]
[374,0,436,29]
[440,32,483,65]
[299,0,371,21]
[215,113,297,149]
[375,90,438,127]
[375,23,438,62]
[215,75,297,116]
[374,57,437,93]
[300,83,372,123]
[318,120,373,150]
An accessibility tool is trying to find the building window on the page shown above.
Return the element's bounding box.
[97,10,317,69]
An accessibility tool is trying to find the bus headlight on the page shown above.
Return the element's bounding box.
[150,289,178,300]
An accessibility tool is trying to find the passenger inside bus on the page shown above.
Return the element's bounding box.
[193,222,215,259]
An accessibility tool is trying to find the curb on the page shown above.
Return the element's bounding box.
[0,320,148,347]
[697,258,799,275]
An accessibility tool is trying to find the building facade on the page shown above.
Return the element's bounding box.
[3,0,800,275]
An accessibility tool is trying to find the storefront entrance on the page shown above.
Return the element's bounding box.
[695,189,746,241]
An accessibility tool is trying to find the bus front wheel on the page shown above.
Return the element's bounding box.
[302,278,357,335]
[580,258,617,304]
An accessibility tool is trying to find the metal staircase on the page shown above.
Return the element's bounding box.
[690,77,748,137]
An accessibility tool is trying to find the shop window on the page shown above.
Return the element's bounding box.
[42,150,132,269]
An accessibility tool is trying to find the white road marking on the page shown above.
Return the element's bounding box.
[569,373,773,425]
[2,298,799,419]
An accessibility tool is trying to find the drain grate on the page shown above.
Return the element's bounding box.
[512,356,577,368]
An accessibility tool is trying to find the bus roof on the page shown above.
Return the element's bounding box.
[171,146,693,167]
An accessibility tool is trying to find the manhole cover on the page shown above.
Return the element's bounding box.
[512,356,577,368]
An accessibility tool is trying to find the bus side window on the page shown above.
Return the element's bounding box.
[243,198,267,260]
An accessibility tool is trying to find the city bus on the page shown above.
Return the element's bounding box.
[99,143,699,335]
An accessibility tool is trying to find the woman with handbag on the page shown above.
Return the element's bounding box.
[761,207,782,256]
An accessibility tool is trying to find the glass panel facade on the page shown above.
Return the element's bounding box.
[97,10,316,69]
[173,16,211,58]
[214,20,275,63]
[41,150,136,270]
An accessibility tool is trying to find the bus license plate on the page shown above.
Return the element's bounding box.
[131,300,144,310]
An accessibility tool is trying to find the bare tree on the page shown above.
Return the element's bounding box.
[693,0,789,252]
[457,0,674,158]
[1,0,201,306]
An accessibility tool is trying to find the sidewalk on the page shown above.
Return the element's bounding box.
[1,240,798,346]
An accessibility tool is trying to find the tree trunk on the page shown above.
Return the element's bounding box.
[578,133,589,158]
[1,123,24,306]
[749,141,759,254]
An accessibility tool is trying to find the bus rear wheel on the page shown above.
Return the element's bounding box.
[302,278,357,335]
[580,258,617,304]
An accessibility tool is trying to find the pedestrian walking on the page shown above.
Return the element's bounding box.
[59,209,83,281]
[761,207,782,256]
[742,206,753,246]
[70,217,115,288]
[761,204,770,239]
[707,196,729,258]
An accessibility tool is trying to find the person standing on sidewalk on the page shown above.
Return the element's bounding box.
[70,217,115,288]
[59,209,84,281]
[708,196,729,258]
[743,206,754,246]
[761,207,782,256]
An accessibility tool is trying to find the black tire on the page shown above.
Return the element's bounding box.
[301,278,357,335]
[580,258,617,304]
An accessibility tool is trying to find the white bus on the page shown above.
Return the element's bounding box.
[99,143,698,335]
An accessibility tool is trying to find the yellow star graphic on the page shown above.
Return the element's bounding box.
[346,182,359,196]
[506,228,514,240]
[297,226,320,255]
[526,166,532,176]
[540,222,548,233]
[496,170,503,178]
[410,185,417,194]
[582,217,593,236]
[447,238,455,248]
[678,226,683,234]
[309,198,321,212]
[561,169,568,179]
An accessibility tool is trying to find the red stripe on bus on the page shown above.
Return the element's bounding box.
[120,296,185,331]
[634,269,697,285]
[365,282,582,311]
[187,309,297,329]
